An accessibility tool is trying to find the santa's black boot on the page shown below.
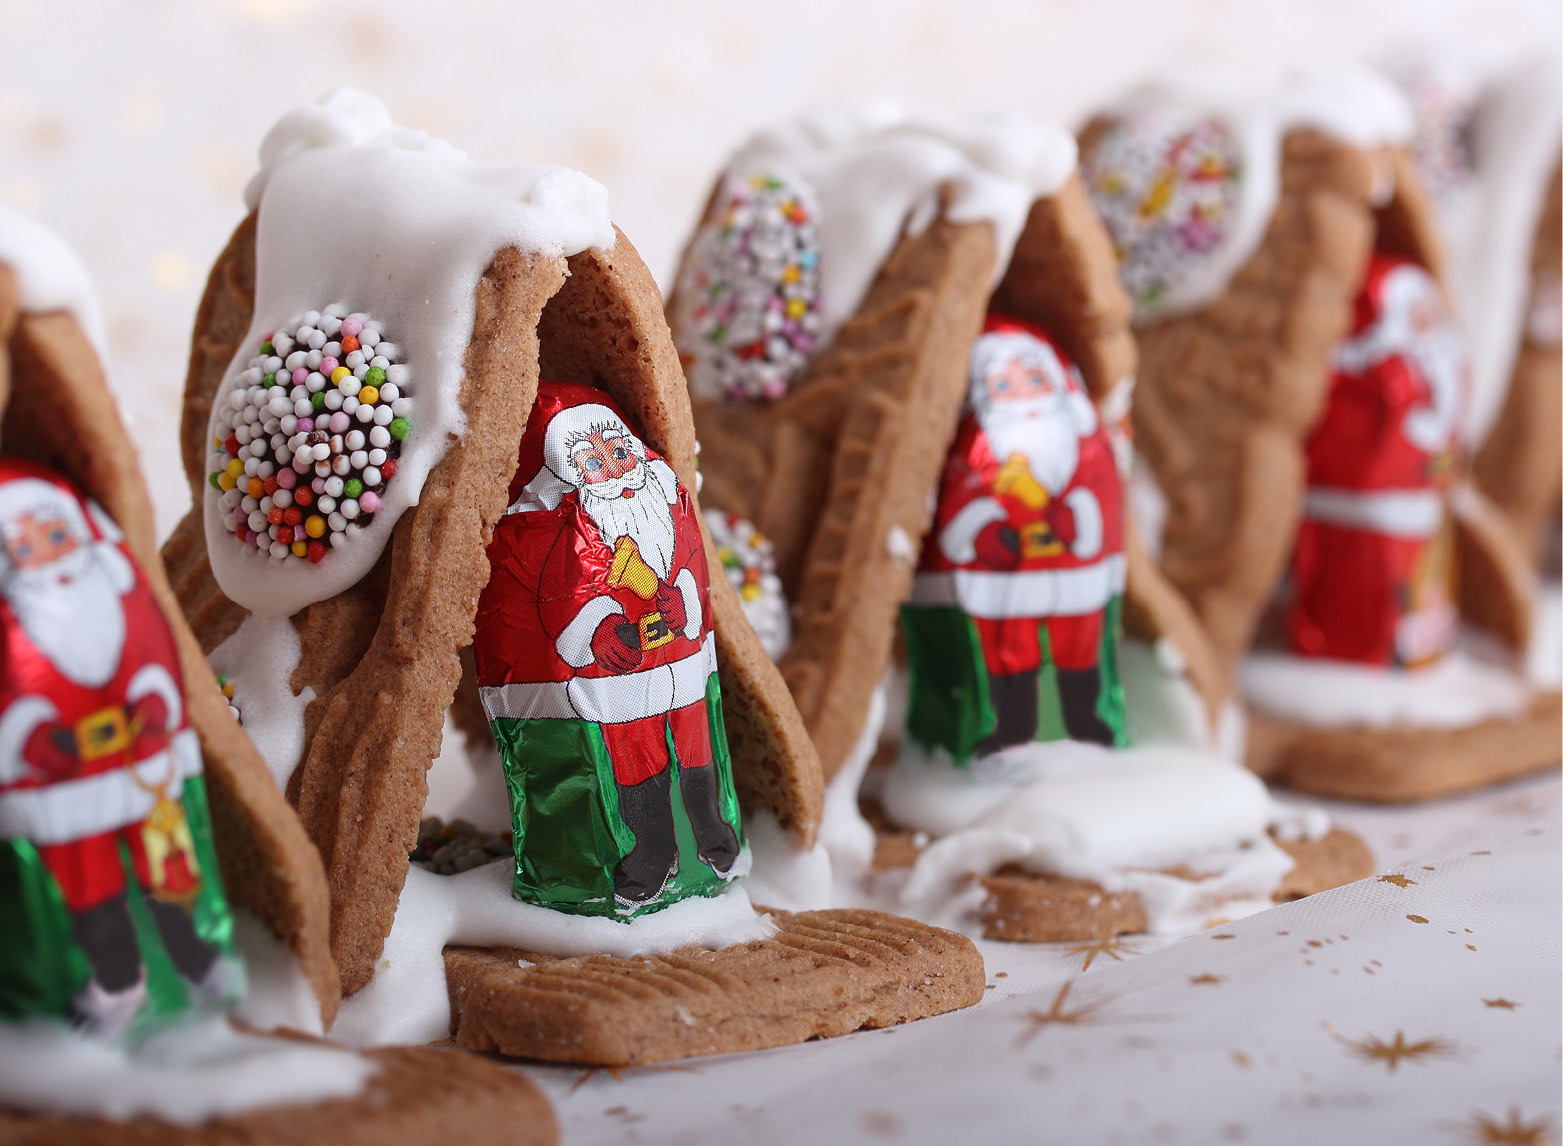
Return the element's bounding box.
[68,895,148,1038]
[977,671,1040,756]
[145,897,225,1002]
[679,764,740,878]
[612,770,679,907]
[1057,667,1116,746]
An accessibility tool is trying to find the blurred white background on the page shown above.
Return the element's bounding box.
[0,0,1555,537]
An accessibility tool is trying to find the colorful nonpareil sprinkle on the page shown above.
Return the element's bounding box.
[216,672,241,722]
[705,509,792,660]
[1397,70,1477,203]
[1081,112,1242,316]
[206,306,410,564]
[671,172,822,403]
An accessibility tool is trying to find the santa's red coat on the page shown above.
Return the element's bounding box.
[911,403,1126,675]
[1288,255,1461,666]
[474,385,716,732]
[0,462,201,910]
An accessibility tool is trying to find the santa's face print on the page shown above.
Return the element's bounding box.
[570,428,651,503]
[2,512,79,572]
[985,354,1058,408]
[1336,262,1467,457]
[573,431,637,485]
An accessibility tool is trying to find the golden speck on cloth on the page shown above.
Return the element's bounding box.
[1378,873,1418,888]
[1066,935,1140,971]
[1482,998,1520,1010]
[1333,1028,1458,1072]
[1015,981,1118,1048]
[1460,1106,1553,1145]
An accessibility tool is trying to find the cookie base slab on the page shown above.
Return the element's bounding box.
[445,908,985,1066]
[874,827,1373,943]
[1245,691,1563,803]
[0,1044,556,1146]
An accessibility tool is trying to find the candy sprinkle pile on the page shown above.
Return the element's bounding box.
[216,673,241,722]
[208,306,410,563]
[412,816,513,875]
[672,172,822,404]
[706,509,792,660]
[1081,112,1241,317]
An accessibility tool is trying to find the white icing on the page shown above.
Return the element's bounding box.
[886,742,1302,935]
[744,680,888,912]
[727,106,1077,348]
[819,683,885,881]
[205,88,615,620]
[208,613,313,789]
[885,525,917,565]
[0,202,109,363]
[229,909,326,1037]
[1242,647,1532,728]
[329,860,775,1047]
[1528,580,1561,688]
[740,809,832,911]
[1104,67,1414,322]
[1120,637,1228,755]
[0,1017,373,1124]
[1406,51,1563,447]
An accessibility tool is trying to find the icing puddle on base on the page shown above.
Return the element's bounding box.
[209,613,314,788]
[329,858,774,1048]
[1241,646,1533,728]
[879,740,1324,935]
[0,1016,374,1125]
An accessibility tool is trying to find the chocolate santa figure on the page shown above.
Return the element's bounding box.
[1287,253,1466,667]
[902,315,1129,763]
[474,382,743,916]
[0,459,236,1039]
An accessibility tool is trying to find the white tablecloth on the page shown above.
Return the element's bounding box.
[517,771,1561,1145]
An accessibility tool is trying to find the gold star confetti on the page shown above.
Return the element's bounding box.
[1014,981,1116,1048]
[1483,998,1521,1010]
[1190,974,1225,985]
[1378,873,1418,888]
[1461,1107,1553,1145]
[1408,914,1430,924]
[1065,935,1140,971]
[1333,1028,1458,1072]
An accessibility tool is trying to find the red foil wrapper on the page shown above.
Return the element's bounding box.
[1288,253,1466,666]
[473,381,743,917]
[0,458,236,1040]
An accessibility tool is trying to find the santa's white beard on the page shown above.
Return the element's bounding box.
[980,397,1082,496]
[5,546,127,688]
[581,465,679,581]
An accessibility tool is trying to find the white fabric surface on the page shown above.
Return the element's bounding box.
[518,771,1561,1145]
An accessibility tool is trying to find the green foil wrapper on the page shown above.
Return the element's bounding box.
[902,594,1131,763]
[493,673,744,919]
[0,773,242,1042]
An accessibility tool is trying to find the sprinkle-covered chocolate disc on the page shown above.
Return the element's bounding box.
[207,306,411,565]
[672,173,822,404]
[1082,112,1242,317]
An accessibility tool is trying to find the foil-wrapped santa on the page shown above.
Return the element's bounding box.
[901,315,1130,764]
[473,382,744,917]
[0,459,238,1041]
[1289,253,1466,667]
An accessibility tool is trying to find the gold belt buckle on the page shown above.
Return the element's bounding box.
[76,707,130,761]
[1020,521,1062,558]
[638,610,675,651]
